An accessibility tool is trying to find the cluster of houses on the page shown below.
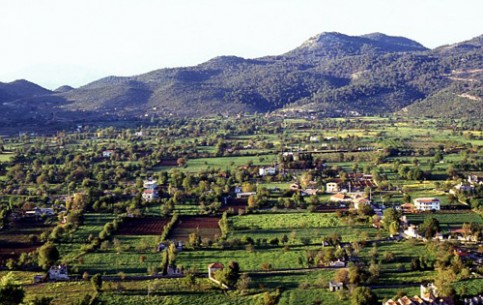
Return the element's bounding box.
[384,283,454,305]
[325,174,375,194]
[450,175,482,195]
[142,179,159,202]
[329,192,371,210]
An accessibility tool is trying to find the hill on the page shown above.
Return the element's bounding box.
[0,32,481,125]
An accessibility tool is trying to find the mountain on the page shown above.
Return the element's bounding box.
[0,32,481,125]
[0,80,51,103]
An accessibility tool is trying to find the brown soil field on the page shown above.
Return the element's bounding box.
[0,218,53,263]
[116,217,168,235]
[169,216,221,242]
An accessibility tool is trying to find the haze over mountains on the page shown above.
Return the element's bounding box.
[1,32,481,125]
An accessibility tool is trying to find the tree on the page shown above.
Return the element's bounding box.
[350,287,378,305]
[419,217,441,239]
[0,272,25,305]
[334,268,349,285]
[90,273,103,292]
[216,261,240,287]
[38,243,60,270]
[176,157,186,167]
[383,208,401,235]
[30,296,54,305]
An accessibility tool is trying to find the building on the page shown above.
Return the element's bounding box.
[309,136,320,143]
[207,262,229,289]
[413,198,440,211]
[102,150,114,158]
[142,189,159,202]
[326,182,339,193]
[208,262,224,278]
[400,203,415,213]
[328,281,343,292]
[48,265,69,281]
[143,180,158,189]
[330,193,352,203]
[25,207,55,217]
[383,283,453,305]
[404,225,421,239]
[450,183,474,194]
[259,166,277,176]
[468,175,480,185]
[236,191,257,199]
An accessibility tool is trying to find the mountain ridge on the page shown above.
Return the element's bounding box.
[0,32,482,124]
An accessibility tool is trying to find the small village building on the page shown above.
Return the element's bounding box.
[400,203,415,213]
[236,192,257,199]
[330,193,352,203]
[404,225,421,239]
[450,183,474,194]
[352,194,370,210]
[468,175,480,185]
[413,198,440,211]
[208,262,224,278]
[309,136,320,143]
[384,283,453,305]
[259,166,277,176]
[328,281,344,292]
[326,182,339,193]
[207,262,229,289]
[48,265,69,281]
[102,150,114,158]
[142,189,159,202]
[143,180,158,189]
[303,188,319,196]
[328,259,346,267]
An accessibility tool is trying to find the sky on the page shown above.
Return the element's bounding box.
[0,0,482,89]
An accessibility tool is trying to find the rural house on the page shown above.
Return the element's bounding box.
[259,166,277,176]
[326,182,339,193]
[102,150,114,158]
[328,281,343,292]
[413,198,440,211]
[142,189,159,202]
[48,265,69,281]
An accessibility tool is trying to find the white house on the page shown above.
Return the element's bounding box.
[102,150,114,158]
[328,281,343,292]
[413,198,440,211]
[142,189,159,202]
[259,167,277,176]
[468,175,480,185]
[309,136,320,143]
[326,182,339,193]
[143,180,158,190]
[404,225,421,239]
[236,192,257,199]
[48,265,69,281]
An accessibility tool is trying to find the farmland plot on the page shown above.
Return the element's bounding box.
[169,216,221,242]
[117,217,168,235]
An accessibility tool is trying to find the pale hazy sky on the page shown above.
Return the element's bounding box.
[1,0,482,89]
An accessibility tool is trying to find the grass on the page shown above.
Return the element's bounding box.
[181,155,278,173]
[229,212,386,242]
[406,212,483,232]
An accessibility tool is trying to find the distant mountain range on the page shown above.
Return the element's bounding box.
[1,32,481,125]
